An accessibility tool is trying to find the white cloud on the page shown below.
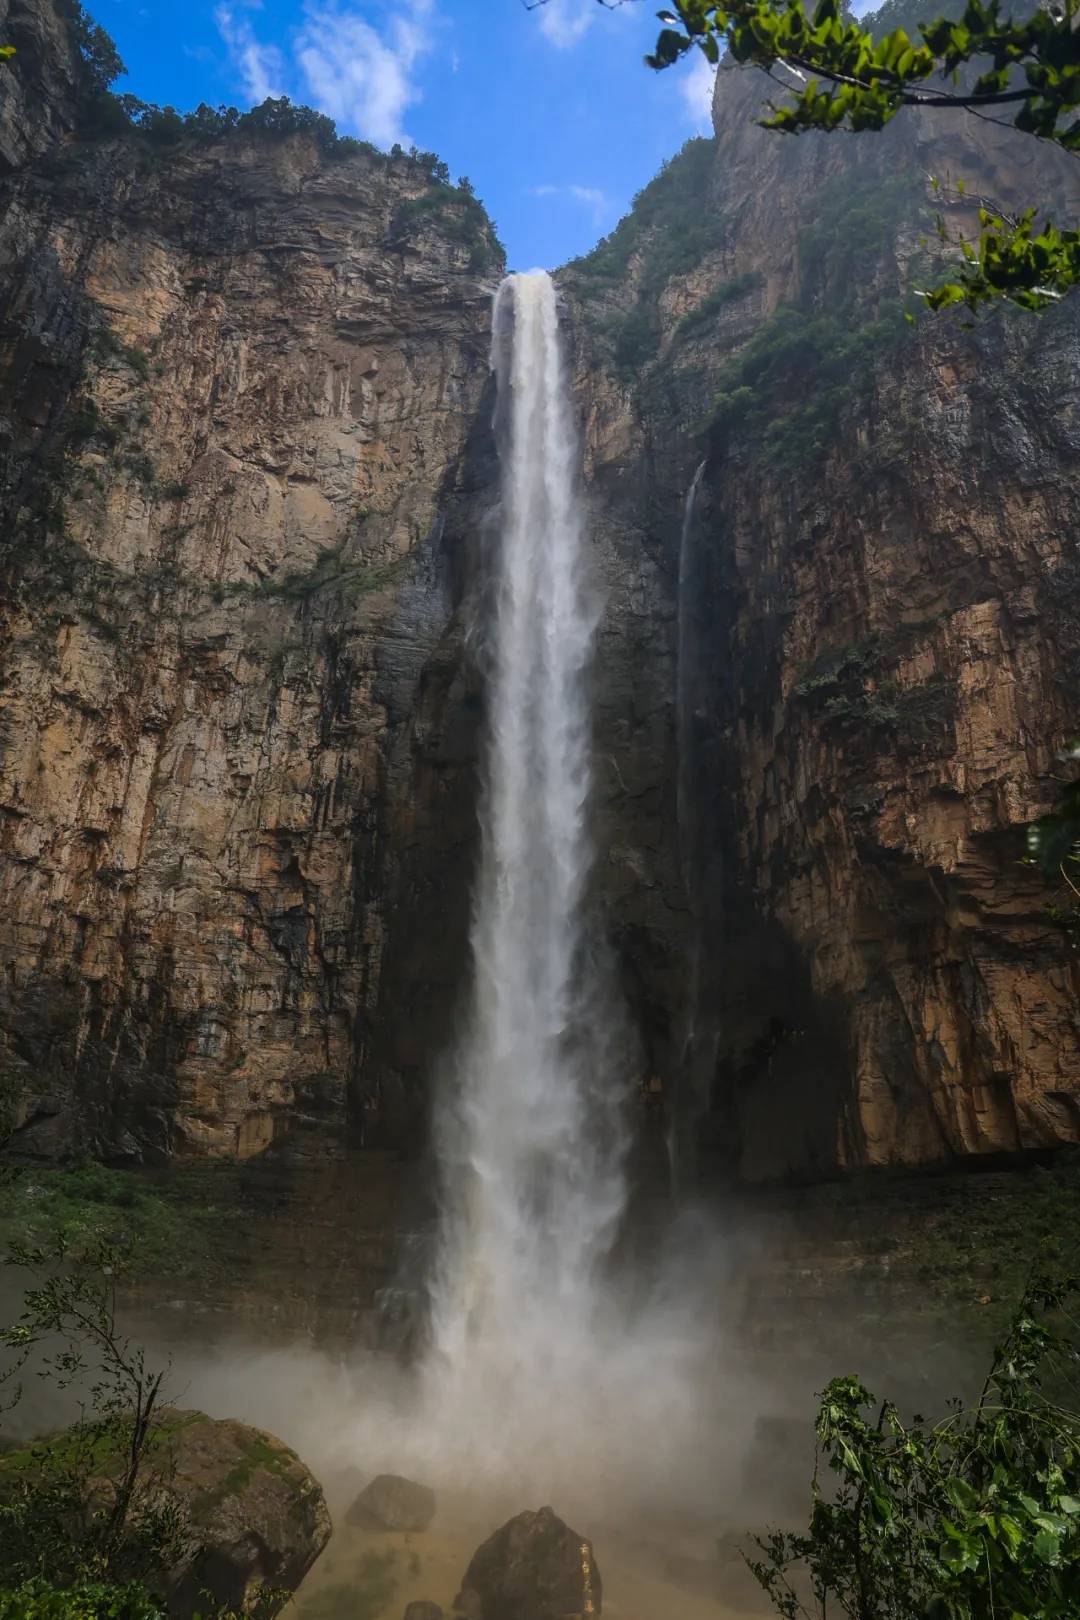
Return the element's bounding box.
[535,0,596,49]
[529,182,610,223]
[215,0,436,149]
[678,47,716,133]
[215,3,286,103]
[294,2,433,147]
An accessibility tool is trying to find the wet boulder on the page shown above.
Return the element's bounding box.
[404,1604,444,1620]
[346,1472,437,1532]
[159,1411,332,1616]
[455,1506,601,1620]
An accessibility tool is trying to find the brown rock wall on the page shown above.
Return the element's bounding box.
[0,93,498,1159]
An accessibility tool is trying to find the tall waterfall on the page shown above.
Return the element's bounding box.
[423,270,629,1491]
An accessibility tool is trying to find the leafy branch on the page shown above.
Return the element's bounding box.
[751,1274,1080,1618]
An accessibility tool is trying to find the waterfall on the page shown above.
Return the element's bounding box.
[422,270,629,1492]
[349,281,740,1526]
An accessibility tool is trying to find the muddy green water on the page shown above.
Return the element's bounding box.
[289,1508,769,1620]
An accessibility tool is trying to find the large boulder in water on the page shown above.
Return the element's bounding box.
[455,1506,601,1620]
[346,1472,436,1532]
[0,1408,331,1618]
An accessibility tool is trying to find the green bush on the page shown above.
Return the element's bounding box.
[391,181,504,269]
[0,1163,243,1282]
[0,1579,164,1620]
[710,303,913,470]
[675,270,763,337]
[751,1277,1080,1619]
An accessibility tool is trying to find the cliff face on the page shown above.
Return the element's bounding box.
[1,0,1077,1181]
[0,27,503,1158]
[0,0,81,170]
[563,63,1080,1178]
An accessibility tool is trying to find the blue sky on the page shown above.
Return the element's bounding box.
[97,0,717,269]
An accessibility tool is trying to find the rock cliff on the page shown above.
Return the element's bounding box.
[0,3,502,1158]
[562,60,1080,1177]
[0,0,1077,1180]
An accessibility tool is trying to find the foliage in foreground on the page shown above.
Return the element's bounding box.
[0,1240,292,1617]
[0,1578,165,1619]
[751,1276,1080,1618]
[642,0,1080,311]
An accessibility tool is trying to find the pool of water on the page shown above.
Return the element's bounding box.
[289,1500,770,1620]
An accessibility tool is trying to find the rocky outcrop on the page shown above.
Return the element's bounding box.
[0,0,82,171]
[0,0,501,1161]
[155,1410,331,1618]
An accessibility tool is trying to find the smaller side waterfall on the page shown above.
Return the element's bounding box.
[676,460,707,896]
[671,460,719,1194]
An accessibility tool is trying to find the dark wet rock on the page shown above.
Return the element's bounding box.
[456,1506,601,1620]
[346,1472,437,1532]
[404,1604,444,1620]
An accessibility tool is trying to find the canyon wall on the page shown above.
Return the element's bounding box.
[563,61,1080,1178]
[0,5,504,1159]
[0,0,1077,1179]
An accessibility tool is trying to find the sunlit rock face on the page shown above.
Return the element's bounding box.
[0,0,501,1159]
[562,62,1080,1178]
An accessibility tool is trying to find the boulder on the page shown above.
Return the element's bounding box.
[159,1410,331,1617]
[403,1604,444,1620]
[346,1472,437,1532]
[0,1408,331,1619]
[455,1506,601,1620]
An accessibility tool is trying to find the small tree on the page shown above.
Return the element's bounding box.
[750,1277,1080,1618]
[0,1236,183,1588]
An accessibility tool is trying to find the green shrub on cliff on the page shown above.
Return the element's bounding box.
[0,1164,242,1282]
[710,302,912,468]
[567,137,724,370]
[391,181,505,270]
[568,136,718,288]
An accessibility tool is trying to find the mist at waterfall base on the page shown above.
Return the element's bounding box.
[174,274,766,1534]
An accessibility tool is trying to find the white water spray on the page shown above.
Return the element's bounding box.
[422,271,630,1490]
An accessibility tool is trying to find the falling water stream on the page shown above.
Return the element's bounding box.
[421,269,631,1490]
